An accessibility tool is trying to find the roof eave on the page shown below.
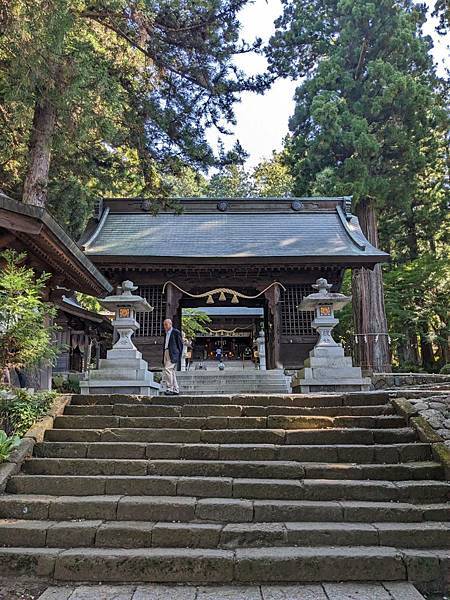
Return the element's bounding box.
[87,253,390,267]
[0,194,112,296]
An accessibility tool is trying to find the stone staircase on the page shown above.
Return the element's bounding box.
[0,391,449,593]
[176,369,290,394]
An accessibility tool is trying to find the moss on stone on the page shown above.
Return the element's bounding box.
[431,442,450,480]
[410,416,444,443]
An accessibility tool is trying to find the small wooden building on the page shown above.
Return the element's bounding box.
[80,196,389,370]
[0,194,112,387]
[54,297,112,375]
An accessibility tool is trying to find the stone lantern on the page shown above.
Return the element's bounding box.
[80,281,160,396]
[256,324,266,370]
[102,280,150,354]
[302,278,349,349]
[292,278,370,393]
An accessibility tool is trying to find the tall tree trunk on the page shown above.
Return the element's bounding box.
[420,334,435,372]
[398,331,420,367]
[405,210,419,261]
[22,90,57,207]
[437,336,450,366]
[352,198,391,373]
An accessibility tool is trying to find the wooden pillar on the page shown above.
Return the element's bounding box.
[83,332,90,372]
[265,284,282,370]
[165,282,183,329]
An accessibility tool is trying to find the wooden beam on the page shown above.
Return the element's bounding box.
[0,231,16,249]
[0,210,43,235]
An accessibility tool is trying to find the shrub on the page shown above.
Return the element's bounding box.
[440,364,450,375]
[0,250,59,372]
[393,363,426,373]
[0,430,21,462]
[52,374,80,394]
[0,388,56,436]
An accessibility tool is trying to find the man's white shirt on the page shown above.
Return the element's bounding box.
[164,328,173,350]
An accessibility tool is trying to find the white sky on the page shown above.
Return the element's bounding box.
[207,0,449,168]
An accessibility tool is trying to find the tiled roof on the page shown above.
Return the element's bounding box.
[84,202,387,261]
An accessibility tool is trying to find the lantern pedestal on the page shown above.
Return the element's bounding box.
[80,281,160,396]
[292,278,371,393]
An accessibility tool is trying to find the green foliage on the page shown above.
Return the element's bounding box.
[267,0,449,371]
[335,256,450,371]
[0,250,59,371]
[252,152,294,197]
[52,373,81,394]
[75,293,101,313]
[0,0,266,235]
[0,430,21,463]
[392,363,426,373]
[169,152,294,198]
[267,0,446,214]
[433,0,450,33]
[384,255,450,370]
[164,167,209,197]
[182,309,212,341]
[332,271,353,355]
[207,164,253,197]
[0,388,56,437]
[440,364,450,375]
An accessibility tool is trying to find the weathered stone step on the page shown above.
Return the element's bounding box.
[70,392,390,407]
[0,545,447,587]
[8,475,449,502]
[64,403,394,417]
[52,414,406,430]
[44,427,417,445]
[1,495,448,523]
[1,519,448,549]
[177,387,291,395]
[22,458,443,480]
[34,441,432,463]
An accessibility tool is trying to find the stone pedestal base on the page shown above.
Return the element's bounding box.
[292,345,371,393]
[80,348,160,396]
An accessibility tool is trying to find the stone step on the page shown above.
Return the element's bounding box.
[44,427,418,445]
[34,441,432,463]
[64,403,395,417]
[177,369,287,374]
[1,519,448,549]
[1,494,448,523]
[99,358,149,370]
[22,458,443,480]
[175,378,289,384]
[51,414,406,430]
[69,392,391,407]
[0,546,448,587]
[88,368,153,381]
[8,475,449,502]
[176,376,288,382]
[176,387,291,394]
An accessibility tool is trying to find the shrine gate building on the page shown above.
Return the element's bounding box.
[80,196,389,370]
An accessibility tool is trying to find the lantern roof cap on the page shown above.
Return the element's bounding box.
[299,278,351,312]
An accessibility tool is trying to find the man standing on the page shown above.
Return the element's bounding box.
[162,318,183,396]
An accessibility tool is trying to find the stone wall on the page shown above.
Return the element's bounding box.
[372,372,450,390]
[407,394,450,448]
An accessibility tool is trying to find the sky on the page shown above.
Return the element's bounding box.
[207,0,449,169]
